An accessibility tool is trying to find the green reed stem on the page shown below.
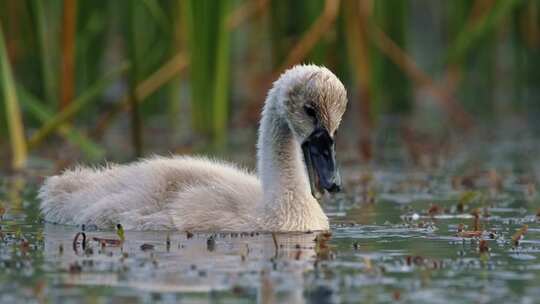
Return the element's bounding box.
[0,22,27,170]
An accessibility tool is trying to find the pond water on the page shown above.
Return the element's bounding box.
[1,133,540,303]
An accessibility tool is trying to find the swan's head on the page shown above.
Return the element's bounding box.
[275,65,348,199]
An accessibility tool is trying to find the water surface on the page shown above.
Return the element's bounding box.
[1,135,539,303]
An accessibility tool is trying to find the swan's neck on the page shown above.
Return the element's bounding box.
[257,103,311,200]
[256,95,328,231]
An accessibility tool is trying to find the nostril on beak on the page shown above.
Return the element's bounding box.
[328,183,341,193]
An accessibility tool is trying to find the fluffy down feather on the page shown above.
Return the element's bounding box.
[39,156,261,231]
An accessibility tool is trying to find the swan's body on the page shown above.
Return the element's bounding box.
[39,65,347,231]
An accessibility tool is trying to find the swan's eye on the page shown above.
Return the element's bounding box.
[304,105,316,118]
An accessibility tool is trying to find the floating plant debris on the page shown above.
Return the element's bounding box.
[511,225,529,247]
[392,290,401,301]
[3,129,540,303]
[457,191,480,213]
[140,243,154,251]
[207,236,215,251]
[456,223,483,238]
[116,224,125,241]
[471,208,482,231]
[479,240,489,254]
[405,255,444,269]
[69,262,82,274]
[479,240,490,265]
[427,204,442,216]
[19,239,30,253]
[84,247,94,255]
[72,232,86,252]
[92,237,122,246]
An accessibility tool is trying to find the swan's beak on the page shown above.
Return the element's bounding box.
[302,127,342,200]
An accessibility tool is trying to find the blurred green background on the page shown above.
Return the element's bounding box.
[0,0,539,171]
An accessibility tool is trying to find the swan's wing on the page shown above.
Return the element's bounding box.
[168,181,261,231]
[38,156,261,230]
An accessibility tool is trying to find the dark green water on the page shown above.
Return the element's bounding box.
[1,135,540,303]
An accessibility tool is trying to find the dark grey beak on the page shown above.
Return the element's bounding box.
[301,127,342,199]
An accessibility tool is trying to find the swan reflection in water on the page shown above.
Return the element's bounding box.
[43,224,334,303]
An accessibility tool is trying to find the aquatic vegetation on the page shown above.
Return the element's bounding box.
[140,243,154,251]
[72,231,86,252]
[116,224,125,241]
[0,23,27,170]
[0,1,539,302]
[182,0,232,146]
[457,191,482,212]
[456,223,483,238]
[511,224,528,247]
[7,141,538,303]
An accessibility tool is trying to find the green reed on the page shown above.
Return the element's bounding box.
[371,0,412,116]
[182,0,231,147]
[0,22,27,170]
